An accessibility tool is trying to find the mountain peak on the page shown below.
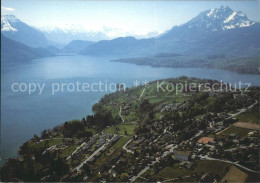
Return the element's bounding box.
[1,14,19,23]
[184,6,255,31]
[1,14,19,32]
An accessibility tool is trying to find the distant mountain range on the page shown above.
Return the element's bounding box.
[39,27,162,45]
[40,27,109,45]
[61,40,94,54]
[1,6,260,67]
[81,6,260,57]
[80,36,154,56]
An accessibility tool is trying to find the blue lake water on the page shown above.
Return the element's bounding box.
[1,55,259,165]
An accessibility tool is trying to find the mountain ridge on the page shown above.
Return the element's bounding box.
[181,5,255,31]
[61,40,95,54]
[1,34,55,64]
[1,15,50,48]
[80,6,260,57]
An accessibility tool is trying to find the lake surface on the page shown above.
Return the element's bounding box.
[1,55,259,166]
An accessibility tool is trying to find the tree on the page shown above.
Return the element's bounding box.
[120,173,129,181]
[33,134,40,141]
[139,99,152,113]
[82,163,91,175]
[41,130,48,139]
[134,150,139,157]
[124,128,128,135]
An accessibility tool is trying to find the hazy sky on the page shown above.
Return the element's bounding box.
[2,0,260,35]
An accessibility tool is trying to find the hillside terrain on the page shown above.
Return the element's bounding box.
[1,77,259,182]
[1,35,55,64]
[61,40,94,54]
[112,55,260,74]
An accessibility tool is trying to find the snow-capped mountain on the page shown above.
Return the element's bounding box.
[183,5,255,31]
[81,6,260,57]
[40,26,109,45]
[1,15,18,31]
[1,15,50,48]
[1,14,161,47]
[2,6,259,57]
[40,26,161,45]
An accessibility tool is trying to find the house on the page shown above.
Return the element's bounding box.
[174,151,191,161]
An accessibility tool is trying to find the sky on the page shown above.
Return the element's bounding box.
[2,0,260,36]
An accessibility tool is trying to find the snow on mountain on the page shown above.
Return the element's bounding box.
[183,5,255,31]
[82,5,260,57]
[1,15,18,31]
[39,26,161,45]
[1,14,50,48]
[40,26,110,44]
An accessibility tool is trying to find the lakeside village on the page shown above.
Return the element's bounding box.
[1,77,259,182]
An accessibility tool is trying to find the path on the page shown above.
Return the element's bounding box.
[122,139,134,154]
[119,106,125,123]
[138,88,146,100]
[74,144,106,172]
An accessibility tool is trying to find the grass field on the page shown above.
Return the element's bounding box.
[48,138,63,146]
[236,106,259,124]
[123,111,139,122]
[85,127,98,134]
[217,126,251,138]
[148,160,230,181]
[104,123,137,136]
[221,165,248,182]
[59,144,78,158]
[29,138,64,150]
[112,136,131,149]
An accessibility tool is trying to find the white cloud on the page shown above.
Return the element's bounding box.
[1,6,15,12]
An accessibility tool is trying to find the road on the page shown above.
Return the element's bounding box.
[66,142,86,161]
[74,143,107,172]
[130,164,152,182]
[122,139,134,154]
[230,108,246,118]
[229,100,258,118]
[130,144,178,182]
[130,131,203,182]
[74,135,120,172]
[197,155,260,174]
[217,100,258,135]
